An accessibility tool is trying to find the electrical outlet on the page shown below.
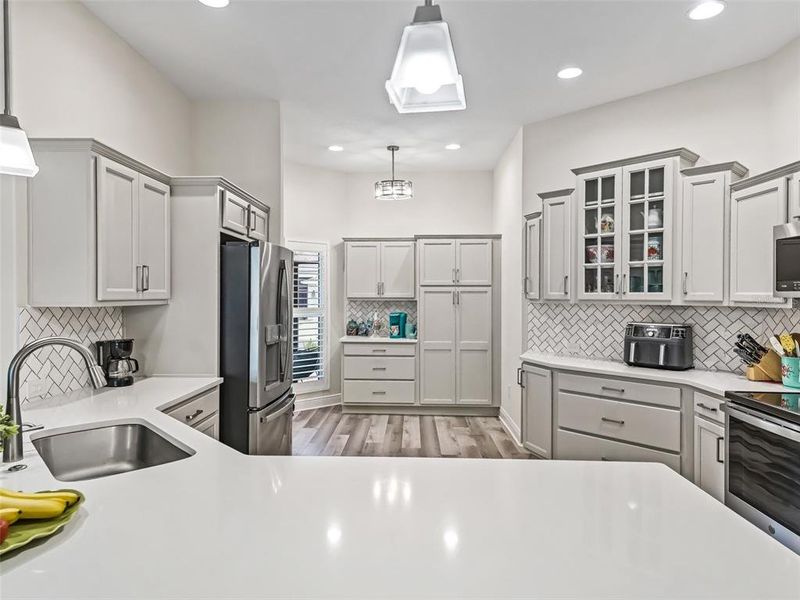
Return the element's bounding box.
[564,341,580,354]
[27,379,48,398]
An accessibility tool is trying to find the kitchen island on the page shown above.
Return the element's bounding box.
[1,377,798,599]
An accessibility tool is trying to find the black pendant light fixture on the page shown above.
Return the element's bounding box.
[375,145,413,201]
[0,0,38,177]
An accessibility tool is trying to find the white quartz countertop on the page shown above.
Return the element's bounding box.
[340,335,417,343]
[2,377,798,599]
[520,351,797,397]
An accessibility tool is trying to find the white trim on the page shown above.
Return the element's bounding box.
[499,405,523,448]
[295,392,341,413]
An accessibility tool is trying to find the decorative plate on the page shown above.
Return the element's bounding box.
[0,489,84,557]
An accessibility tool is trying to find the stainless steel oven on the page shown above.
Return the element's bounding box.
[725,392,800,554]
[773,221,800,297]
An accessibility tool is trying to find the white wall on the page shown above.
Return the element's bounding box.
[192,100,283,243]
[522,37,800,216]
[491,130,524,439]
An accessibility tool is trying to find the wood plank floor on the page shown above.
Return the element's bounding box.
[293,406,532,459]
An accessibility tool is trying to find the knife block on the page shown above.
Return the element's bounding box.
[745,349,783,383]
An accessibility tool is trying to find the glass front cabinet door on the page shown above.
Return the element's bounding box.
[621,159,673,301]
[577,168,622,300]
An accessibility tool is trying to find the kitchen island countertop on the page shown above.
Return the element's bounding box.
[1,377,798,599]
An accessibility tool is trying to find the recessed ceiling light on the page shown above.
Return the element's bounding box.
[688,1,726,20]
[557,67,583,80]
[445,143,461,150]
[328,145,344,152]
[198,0,229,7]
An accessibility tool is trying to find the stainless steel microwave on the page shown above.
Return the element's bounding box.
[774,221,800,297]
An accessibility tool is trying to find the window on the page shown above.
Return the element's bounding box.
[288,240,329,393]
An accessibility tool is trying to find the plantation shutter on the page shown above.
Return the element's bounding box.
[290,241,328,392]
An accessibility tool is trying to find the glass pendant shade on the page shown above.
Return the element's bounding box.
[385,20,465,114]
[375,145,413,201]
[0,117,38,177]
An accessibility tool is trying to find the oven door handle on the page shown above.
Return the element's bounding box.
[727,404,800,443]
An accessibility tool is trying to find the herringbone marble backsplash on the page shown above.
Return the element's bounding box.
[346,300,417,329]
[17,307,124,403]
[527,302,800,372]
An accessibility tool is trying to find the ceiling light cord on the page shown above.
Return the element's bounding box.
[3,0,10,116]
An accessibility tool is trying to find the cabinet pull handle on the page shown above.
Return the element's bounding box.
[516,367,524,387]
[683,272,688,295]
[185,409,204,422]
[600,457,610,461]
[615,273,620,294]
[372,367,387,371]
[601,386,625,394]
[716,436,724,464]
[456,268,460,282]
[377,282,380,296]
[136,265,143,292]
[143,265,150,292]
[564,274,569,294]
[372,348,387,353]
[523,277,529,295]
[371,390,386,395]
[601,417,625,426]
[456,291,460,305]
[622,273,627,294]
[452,291,456,305]
[697,402,718,413]
[452,268,456,283]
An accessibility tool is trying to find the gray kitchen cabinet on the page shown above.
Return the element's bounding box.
[28,139,171,307]
[344,239,415,299]
[693,415,725,502]
[196,412,220,440]
[221,189,269,242]
[520,364,552,458]
[524,213,541,300]
[417,237,492,286]
[540,189,573,300]
[165,387,220,440]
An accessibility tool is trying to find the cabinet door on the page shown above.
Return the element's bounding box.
[455,239,492,285]
[693,415,724,502]
[419,287,456,405]
[455,288,492,405]
[542,195,571,300]
[418,239,456,285]
[221,190,250,236]
[138,175,170,300]
[380,241,415,298]
[577,169,622,300]
[521,365,552,458]
[248,205,269,242]
[524,217,540,300]
[730,179,788,304]
[621,159,673,301]
[196,412,220,440]
[681,172,725,303]
[345,242,381,298]
[96,157,139,301]
[789,173,800,221]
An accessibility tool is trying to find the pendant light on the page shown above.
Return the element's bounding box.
[385,0,466,114]
[0,0,37,178]
[375,146,413,201]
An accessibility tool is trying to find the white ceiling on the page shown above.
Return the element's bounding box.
[83,0,800,172]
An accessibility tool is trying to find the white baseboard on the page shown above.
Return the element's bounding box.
[295,392,341,412]
[498,406,522,447]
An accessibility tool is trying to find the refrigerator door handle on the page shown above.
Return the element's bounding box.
[277,260,291,383]
[260,393,296,424]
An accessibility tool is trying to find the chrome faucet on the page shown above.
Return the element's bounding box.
[3,337,107,463]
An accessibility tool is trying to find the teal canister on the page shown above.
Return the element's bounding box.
[780,356,800,388]
[389,312,407,338]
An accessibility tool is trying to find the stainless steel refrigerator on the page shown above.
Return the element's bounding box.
[219,241,294,455]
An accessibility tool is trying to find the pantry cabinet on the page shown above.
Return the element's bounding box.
[524,213,541,300]
[419,286,492,406]
[730,178,788,305]
[29,139,171,306]
[345,239,415,299]
[417,238,492,286]
[540,189,573,300]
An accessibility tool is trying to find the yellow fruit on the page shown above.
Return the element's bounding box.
[0,488,79,507]
[0,495,67,519]
[0,507,22,525]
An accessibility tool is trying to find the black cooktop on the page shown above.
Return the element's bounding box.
[725,391,800,425]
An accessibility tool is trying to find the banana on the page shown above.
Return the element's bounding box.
[0,507,22,525]
[0,495,67,519]
[0,488,80,507]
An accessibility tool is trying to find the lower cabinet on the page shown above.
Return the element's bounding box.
[520,365,552,458]
[557,429,681,472]
[164,387,220,440]
[341,340,417,406]
[693,415,725,502]
[195,413,220,440]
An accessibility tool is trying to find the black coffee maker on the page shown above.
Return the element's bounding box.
[96,339,139,387]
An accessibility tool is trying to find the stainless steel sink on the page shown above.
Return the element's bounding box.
[31,419,195,482]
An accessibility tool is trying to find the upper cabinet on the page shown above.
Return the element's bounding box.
[577,169,621,301]
[540,189,573,300]
[417,237,492,286]
[524,213,541,300]
[220,189,269,242]
[345,239,415,299]
[29,139,172,307]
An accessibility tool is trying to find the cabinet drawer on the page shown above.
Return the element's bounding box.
[557,372,680,408]
[165,388,220,426]
[342,343,416,357]
[342,380,415,405]
[694,391,725,424]
[556,429,680,473]
[557,391,680,452]
[343,356,415,380]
